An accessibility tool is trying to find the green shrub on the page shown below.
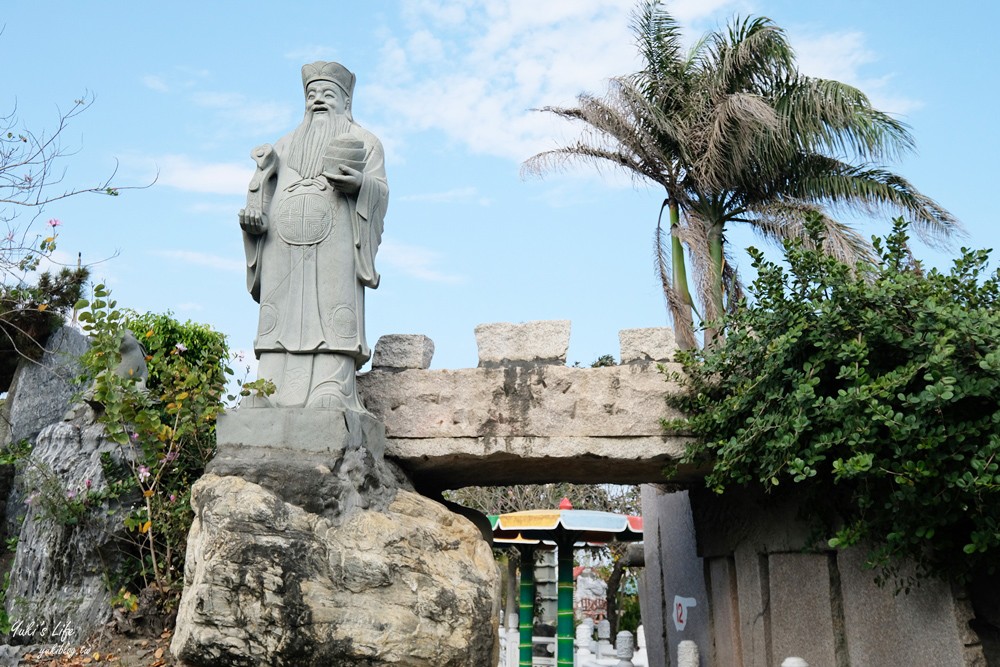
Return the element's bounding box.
[667,216,1000,585]
[75,286,231,606]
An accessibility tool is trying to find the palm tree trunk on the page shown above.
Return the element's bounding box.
[704,220,726,347]
[659,199,698,350]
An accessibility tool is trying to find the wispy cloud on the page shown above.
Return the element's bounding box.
[175,302,205,312]
[284,45,339,62]
[367,1,916,166]
[152,249,244,273]
[141,75,169,93]
[186,201,244,216]
[398,186,490,204]
[378,240,463,283]
[192,92,296,135]
[367,0,745,163]
[154,155,249,195]
[792,29,922,116]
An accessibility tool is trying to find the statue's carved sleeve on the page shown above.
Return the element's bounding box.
[355,135,388,289]
[242,143,278,302]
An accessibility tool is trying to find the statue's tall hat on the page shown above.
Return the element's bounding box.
[302,61,356,98]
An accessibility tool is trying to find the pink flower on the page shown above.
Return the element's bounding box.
[164,451,178,463]
[85,479,92,490]
[67,490,77,500]
[47,219,61,228]
[175,342,188,353]
[169,494,177,503]
[138,465,151,482]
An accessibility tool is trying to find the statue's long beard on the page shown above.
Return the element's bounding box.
[286,112,352,178]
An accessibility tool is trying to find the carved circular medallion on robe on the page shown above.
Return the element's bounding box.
[258,304,278,336]
[275,192,333,246]
[329,305,357,338]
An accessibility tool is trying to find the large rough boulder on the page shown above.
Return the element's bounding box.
[4,418,135,646]
[0,326,88,448]
[171,473,500,666]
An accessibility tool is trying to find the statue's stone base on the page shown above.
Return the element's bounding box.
[172,408,500,666]
[207,408,396,520]
[214,406,385,456]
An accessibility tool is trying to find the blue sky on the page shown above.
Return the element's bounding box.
[3,1,997,371]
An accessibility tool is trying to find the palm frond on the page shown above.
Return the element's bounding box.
[697,91,782,191]
[705,15,795,95]
[781,155,961,245]
[774,75,914,163]
[631,0,685,85]
[743,200,879,266]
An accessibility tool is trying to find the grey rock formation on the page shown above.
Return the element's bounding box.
[174,404,501,665]
[4,418,135,646]
[1,326,88,447]
[474,320,570,367]
[171,475,500,666]
[372,334,434,370]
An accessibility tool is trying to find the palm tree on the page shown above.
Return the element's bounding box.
[523,0,957,348]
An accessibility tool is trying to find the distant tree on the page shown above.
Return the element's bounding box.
[667,215,1000,587]
[524,0,956,348]
[447,483,640,517]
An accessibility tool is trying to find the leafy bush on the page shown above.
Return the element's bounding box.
[75,285,231,607]
[667,215,1000,585]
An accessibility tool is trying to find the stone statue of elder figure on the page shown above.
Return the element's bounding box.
[238,61,388,411]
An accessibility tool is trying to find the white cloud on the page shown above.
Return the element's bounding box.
[141,75,169,93]
[367,1,645,161]
[793,29,922,116]
[378,240,463,283]
[365,0,757,163]
[367,1,916,166]
[152,249,244,273]
[154,155,249,195]
[407,30,445,64]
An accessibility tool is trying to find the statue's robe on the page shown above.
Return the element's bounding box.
[242,124,388,368]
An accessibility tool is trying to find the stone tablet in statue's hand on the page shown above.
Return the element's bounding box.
[239,206,268,235]
[326,165,363,195]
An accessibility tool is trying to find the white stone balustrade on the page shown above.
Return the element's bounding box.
[632,626,647,667]
[614,630,634,666]
[677,640,699,667]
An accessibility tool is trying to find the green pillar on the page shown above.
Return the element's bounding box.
[517,545,536,667]
[557,539,575,666]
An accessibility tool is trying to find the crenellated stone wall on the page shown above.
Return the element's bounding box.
[358,321,692,492]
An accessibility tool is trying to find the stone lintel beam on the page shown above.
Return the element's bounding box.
[387,435,695,490]
[358,360,690,490]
